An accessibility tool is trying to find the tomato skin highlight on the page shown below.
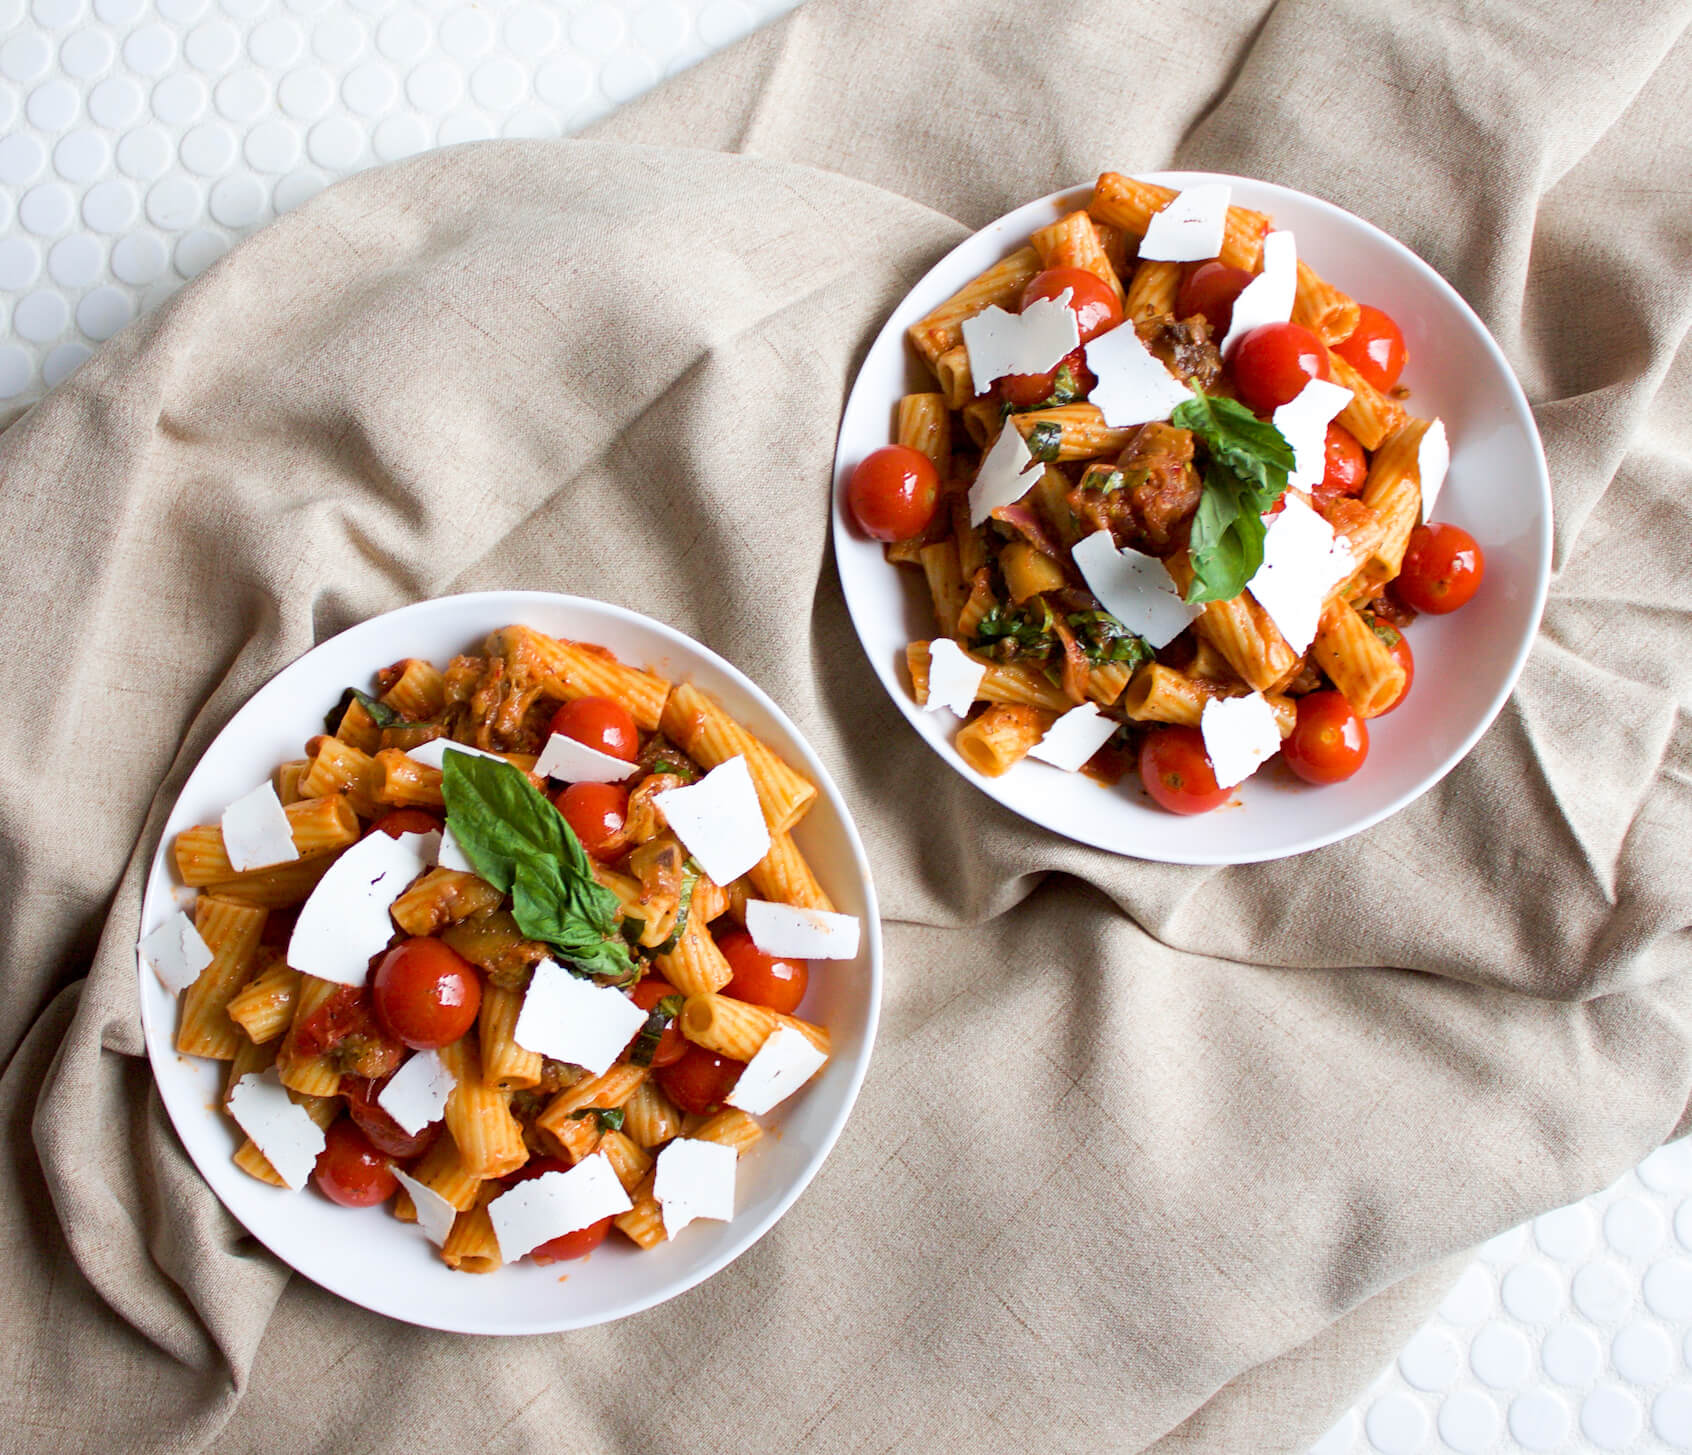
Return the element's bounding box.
[1021,267,1123,343]
[657,1044,746,1116]
[628,975,687,1068]
[547,696,639,763]
[1333,304,1407,392]
[1176,261,1253,336]
[313,1118,399,1208]
[555,781,630,862]
[847,445,939,542]
[1395,522,1485,615]
[365,808,444,840]
[1230,322,1331,413]
[1283,691,1370,784]
[1315,423,1367,501]
[371,937,482,1051]
[1139,726,1231,815]
[717,929,809,1015]
[503,1157,613,1263]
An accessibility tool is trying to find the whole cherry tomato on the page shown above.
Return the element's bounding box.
[313,1118,399,1208]
[1139,725,1231,815]
[628,975,687,1068]
[503,1157,614,1263]
[657,1044,745,1116]
[998,346,1095,410]
[1317,423,1367,500]
[1333,303,1407,392]
[717,929,808,1015]
[372,937,482,1051]
[342,1073,440,1159]
[1176,261,1253,336]
[1395,522,1484,614]
[1021,266,1123,343]
[1230,322,1331,413]
[846,445,939,542]
[555,781,630,862]
[548,695,639,763]
[363,808,444,840]
[1283,691,1369,784]
[1371,619,1414,715]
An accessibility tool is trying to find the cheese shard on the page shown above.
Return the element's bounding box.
[377,1048,454,1135]
[392,1166,458,1248]
[745,900,861,960]
[404,738,504,771]
[653,1137,738,1240]
[435,822,477,875]
[967,419,1040,526]
[1246,495,1354,655]
[512,958,648,1076]
[726,1026,829,1116]
[1083,323,1195,428]
[220,781,299,873]
[1137,182,1231,263]
[226,1069,327,1191]
[286,828,438,986]
[1418,418,1450,521]
[1272,377,1354,491]
[960,288,1079,394]
[1028,702,1120,773]
[653,756,771,886]
[1220,230,1298,355]
[534,731,639,784]
[1071,530,1199,650]
[138,910,214,994]
[489,1153,632,1263]
[924,637,986,718]
[1200,693,1283,789]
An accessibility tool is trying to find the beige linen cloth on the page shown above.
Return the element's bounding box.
[3,2,1690,1450]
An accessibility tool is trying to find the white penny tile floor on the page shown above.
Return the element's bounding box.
[1,3,1688,1449]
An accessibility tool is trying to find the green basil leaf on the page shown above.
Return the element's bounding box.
[324,687,400,735]
[1185,460,1269,604]
[628,994,687,1068]
[1025,420,1064,464]
[1170,391,1295,496]
[652,860,700,956]
[568,1107,626,1133]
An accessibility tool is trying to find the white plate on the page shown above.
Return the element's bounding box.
[832,173,1553,864]
[137,591,881,1334]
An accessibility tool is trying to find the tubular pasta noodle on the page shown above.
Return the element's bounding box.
[954,704,1054,777]
[177,895,267,1060]
[1088,173,1269,272]
[907,245,1043,374]
[679,993,830,1061]
[1031,210,1125,305]
[173,795,359,886]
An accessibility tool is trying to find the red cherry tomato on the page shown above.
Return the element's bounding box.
[288,984,402,1080]
[1176,261,1253,336]
[1333,303,1407,393]
[717,929,809,1015]
[628,975,687,1068]
[657,1044,746,1116]
[503,1157,614,1263]
[1395,522,1484,614]
[342,1073,440,1159]
[1372,620,1414,715]
[547,696,639,763]
[1231,322,1330,413]
[1021,266,1123,343]
[1284,691,1369,784]
[846,445,939,542]
[364,808,444,840]
[998,346,1096,410]
[313,1118,399,1208]
[1316,423,1367,500]
[371,937,482,1051]
[555,781,630,862]
[1139,726,1231,815]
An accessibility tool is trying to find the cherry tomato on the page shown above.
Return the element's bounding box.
[1283,691,1369,784]
[371,937,482,1051]
[657,1044,746,1116]
[846,445,939,542]
[628,975,687,1068]
[342,1073,440,1159]
[555,781,630,862]
[289,983,401,1078]
[547,696,639,763]
[1372,619,1414,715]
[364,808,444,840]
[998,346,1095,410]
[1316,423,1367,500]
[313,1118,398,1208]
[1395,522,1484,615]
[1176,261,1253,335]
[1231,322,1330,414]
[1021,266,1123,343]
[1333,303,1407,393]
[1139,726,1231,815]
[503,1157,613,1263]
[717,929,809,1015]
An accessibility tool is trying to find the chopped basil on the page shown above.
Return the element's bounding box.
[1039,363,1082,408]
[1025,420,1064,464]
[323,687,400,735]
[972,601,1056,658]
[1066,610,1152,669]
[567,1107,626,1133]
[652,859,701,956]
[629,993,686,1068]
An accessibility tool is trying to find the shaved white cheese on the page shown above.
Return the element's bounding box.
[435,822,477,875]
[1418,418,1450,521]
[745,900,861,960]
[960,289,1080,395]
[489,1153,632,1262]
[377,1048,454,1135]
[653,756,771,885]
[534,731,639,784]
[404,738,504,771]
[1137,182,1232,263]
[137,909,214,994]
[1272,377,1354,491]
[1083,323,1195,428]
[1200,693,1283,789]
[1220,230,1298,355]
[226,1069,327,1191]
[392,1166,458,1248]
[1028,702,1120,773]
[220,781,299,873]
[652,1137,738,1240]
[726,1026,828,1116]
[924,637,986,718]
[512,957,648,1076]
[1246,495,1355,655]
[287,828,438,986]
[967,419,1040,526]
[1071,530,1200,650]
